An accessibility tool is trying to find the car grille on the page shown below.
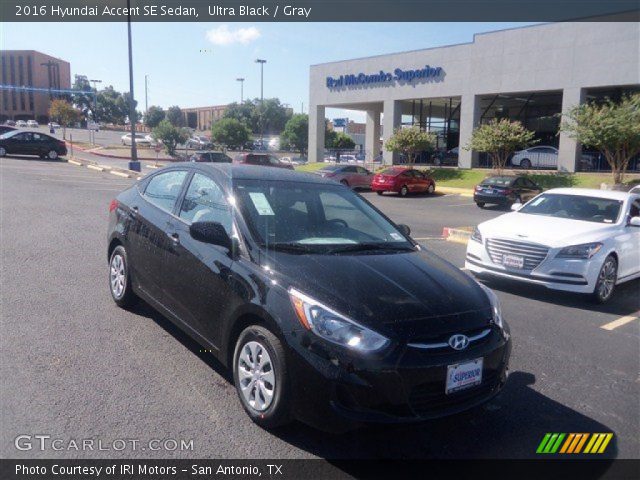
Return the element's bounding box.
[408,370,499,417]
[486,238,549,270]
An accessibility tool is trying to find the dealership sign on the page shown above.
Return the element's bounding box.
[326,65,444,89]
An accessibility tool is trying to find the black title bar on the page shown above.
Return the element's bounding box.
[2,0,640,22]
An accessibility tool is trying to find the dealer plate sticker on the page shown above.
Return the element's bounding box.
[502,253,524,269]
[446,358,483,394]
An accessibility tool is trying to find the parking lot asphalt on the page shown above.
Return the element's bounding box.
[1,157,638,461]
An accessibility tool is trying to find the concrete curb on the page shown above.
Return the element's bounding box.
[437,186,474,197]
[442,226,472,245]
[65,155,140,179]
[69,143,173,162]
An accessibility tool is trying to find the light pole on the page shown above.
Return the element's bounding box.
[126,0,138,166]
[236,77,244,103]
[255,59,266,143]
[144,74,149,115]
[89,79,102,121]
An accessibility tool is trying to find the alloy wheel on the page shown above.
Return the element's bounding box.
[400,185,409,196]
[596,257,617,301]
[237,341,275,411]
[48,150,58,160]
[110,254,126,299]
[427,184,435,194]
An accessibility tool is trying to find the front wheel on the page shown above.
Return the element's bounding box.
[400,185,409,197]
[520,159,532,169]
[340,179,349,187]
[592,255,617,303]
[233,325,292,429]
[426,183,435,194]
[47,150,58,160]
[476,202,485,208]
[109,245,138,308]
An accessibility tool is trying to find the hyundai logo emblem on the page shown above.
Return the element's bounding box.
[448,334,470,350]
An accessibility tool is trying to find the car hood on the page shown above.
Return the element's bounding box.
[478,212,616,247]
[263,249,492,341]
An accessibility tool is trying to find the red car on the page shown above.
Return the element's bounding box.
[371,167,436,196]
[233,153,294,170]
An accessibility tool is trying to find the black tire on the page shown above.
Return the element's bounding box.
[47,150,58,160]
[400,185,409,197]
[520,159,532,169]
[340,179,349,187]
[233,325,292,429]
[376,191,383,196]
[592,255,617,304]
[476,202,485,208]
[108,245,138,308]
[426,183,435,195]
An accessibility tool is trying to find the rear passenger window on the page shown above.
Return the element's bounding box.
[143,170,188,213]
[179,173,232,233]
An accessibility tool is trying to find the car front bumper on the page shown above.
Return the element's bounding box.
[285,325,511,432]
[465,238,603,294]
[473,193,514,205]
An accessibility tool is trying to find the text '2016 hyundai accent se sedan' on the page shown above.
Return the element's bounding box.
[107,164,511,432]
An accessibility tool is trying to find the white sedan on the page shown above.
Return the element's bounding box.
[511,146,559,169]
[465,188,640,303]
[121,133,153,146]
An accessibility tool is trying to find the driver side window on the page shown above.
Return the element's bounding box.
[179,173,232,234]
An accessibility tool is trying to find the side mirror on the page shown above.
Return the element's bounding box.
[190,221,232,250]
[628,216,640,227]
[511,203,523,211]
[397,224,411,236]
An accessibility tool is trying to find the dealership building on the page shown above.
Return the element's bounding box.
[308,22,639,171]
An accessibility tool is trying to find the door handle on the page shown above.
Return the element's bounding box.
[168,232,180,244]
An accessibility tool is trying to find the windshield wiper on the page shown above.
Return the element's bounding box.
[326,243,415,254]
[264,242,317,253]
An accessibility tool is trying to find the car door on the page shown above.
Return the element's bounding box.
[356,166,373,188]
[7,132,31,154]
[129,169,189,300]
[163,172,237,347]
[617,198,640,279]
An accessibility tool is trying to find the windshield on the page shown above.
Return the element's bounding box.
[379,168,403,176]
[482,177,514,186]
[233,179,414,253]
[519,193,622,223]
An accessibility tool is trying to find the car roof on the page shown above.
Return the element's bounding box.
[170,163,337,185]
[544,188,633,200]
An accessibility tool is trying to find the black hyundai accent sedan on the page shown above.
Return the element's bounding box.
[107,164,511,432]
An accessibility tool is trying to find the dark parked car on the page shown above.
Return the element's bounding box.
[371,167,436,196]
[0,130,67,159]
[233,153,294,170]
[0,125,17,135]
[189,151,232,163]
[107,164,511,432]
[473,175,542,208]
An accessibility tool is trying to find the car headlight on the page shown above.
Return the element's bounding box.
[470,227,483,243]
[289,288,390,352]
[556,242,603,259]
[479,283,503,330]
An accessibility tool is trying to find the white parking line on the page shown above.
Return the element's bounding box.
[40,178,131,186]
[447,203,476,207]
[600,315,639,331]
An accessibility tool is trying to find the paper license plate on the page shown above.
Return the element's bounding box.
[502,253,524,269]
[446,358,483,394]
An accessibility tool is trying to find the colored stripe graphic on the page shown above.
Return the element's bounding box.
[538,433,613,454]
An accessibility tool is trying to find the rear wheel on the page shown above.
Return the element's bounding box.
[520,158,532,169]
[109,245,137,308]
[400,185,409,197]
[340,179,349,187]
[233,325,292,429]
[592,255,617,303]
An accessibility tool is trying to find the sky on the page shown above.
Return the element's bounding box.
[1,22,539,122]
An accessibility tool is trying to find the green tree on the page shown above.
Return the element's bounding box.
[49,99,81,139]
[152,119,189,156]
[211,118,251,149]
[223,101,255,127]
[280,114,308,154]
[330,132,356,150]
[224,98,291,135]
[166,105,184,127]
[385,127,436,163]
[71,75,94,121]
[144,106,165,128]
[561,93,640,184]
[466,119,537,173]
